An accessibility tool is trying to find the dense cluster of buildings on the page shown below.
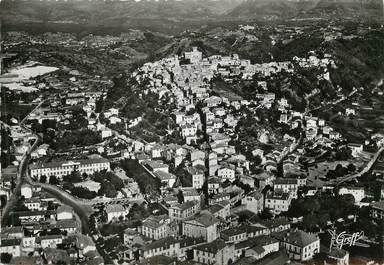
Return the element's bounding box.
[0,184,103,265]
[122,213,323,264]
[2,26,384,265]
[84,47,381,264]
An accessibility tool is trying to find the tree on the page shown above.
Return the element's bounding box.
[1,127,14,168]
[71,186,97,199]
[40,175,47,183]
[302,214,318,232]
[10,177,16,192]
[63,182,74,191]
[63,170,82,183]
[127,203,149,220]
[42,119,57,132]
[1,253,12,264]
[347,163,356,172]
[302,197,321,214]
[109,173,124,191]
[98,181,117,198]
[49,175,60,185]
[95,98,104,113]
[259,209,273,220]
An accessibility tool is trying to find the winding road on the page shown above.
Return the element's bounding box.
[1,102,95,234]
[0,121,39,225]
[337,146,384,185]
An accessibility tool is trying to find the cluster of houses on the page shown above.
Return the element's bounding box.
[0,124,37,209]
[120,200,325,265]
[0,184,103,265]
[3,40,384,265]
[95,47,383,264]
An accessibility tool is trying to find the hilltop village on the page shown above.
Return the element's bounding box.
[1,27,384,265]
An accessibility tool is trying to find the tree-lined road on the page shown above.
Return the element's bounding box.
[1,125,39,225]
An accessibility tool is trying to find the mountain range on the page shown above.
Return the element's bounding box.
[1,0,382,34]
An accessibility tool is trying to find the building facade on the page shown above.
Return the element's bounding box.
[140,215,170,240]
[29,158,110,179]
[169,201,199,221]
[193,239,235,265]
[182,213,219,243]
[278,230,320,261]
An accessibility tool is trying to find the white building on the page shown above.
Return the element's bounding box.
[274,178,299,199]
[21,184,33,199]
[326,248,349,265]
[76,234,97,255]
[39,235,63,248]
[193,239,234,265]
[241,190,264,214]
[0,239,21,257]
[57,205,73,220]
[265,192,292,214]
[338,187,365,204]
[347,143,363,158]
[183,213,219,243]
[141,215,170,240]
[29,158,110,179]
[186,166,205,189]
[278,230,320,261]
[169,201,199,221]
[101,128,112,139]
[184,47,202,64]
[105,204,129,222]
[154,171,176,188]
[143,160,169,173]
[217,166,235,182]
[244,236,280,260]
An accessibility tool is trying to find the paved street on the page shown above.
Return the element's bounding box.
[1,102,95,234]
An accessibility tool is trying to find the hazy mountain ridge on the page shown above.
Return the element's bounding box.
[0,0,243,23]
[226,0,383,19]
[1,0,382,30]
[226,0,319,18]
[304,0,383,18]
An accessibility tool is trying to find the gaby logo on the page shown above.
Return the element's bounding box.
[328,230,370,249]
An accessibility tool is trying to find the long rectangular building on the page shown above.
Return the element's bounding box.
[29,158,110,179]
